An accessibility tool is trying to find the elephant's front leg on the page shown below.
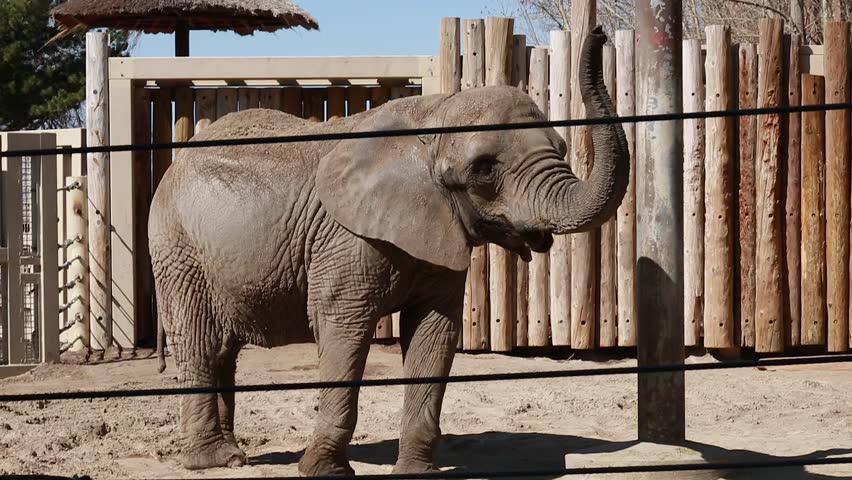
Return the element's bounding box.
[393,298,462,474]
[298,316,374,477]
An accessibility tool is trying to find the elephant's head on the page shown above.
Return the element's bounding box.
[316,26,629,271]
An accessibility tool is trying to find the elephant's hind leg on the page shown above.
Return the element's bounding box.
[157,259,247,470]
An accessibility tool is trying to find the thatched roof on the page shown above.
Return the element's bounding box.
[50,0,319,37]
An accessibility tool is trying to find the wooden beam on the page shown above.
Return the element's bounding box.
[785,34,803,348]
[598,44,617,348]
[37,134,59,363]
[635,0,685,443]
[616,30,637,348]
[737,42,758,348]
[549,30,571,347]
[87,32,113,352]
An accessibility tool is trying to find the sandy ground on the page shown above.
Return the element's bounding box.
[2,343,852,479]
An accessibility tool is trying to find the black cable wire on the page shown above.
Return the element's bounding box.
[124,456,852,480]
[1,100,851,159]
[2,353,851,403]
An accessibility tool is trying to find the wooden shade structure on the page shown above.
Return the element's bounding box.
[50,0,319,56]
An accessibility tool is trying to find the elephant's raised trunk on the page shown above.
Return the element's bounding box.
[547,26,630,235]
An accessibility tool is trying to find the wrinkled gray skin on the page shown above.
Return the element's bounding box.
[148,27,628,474]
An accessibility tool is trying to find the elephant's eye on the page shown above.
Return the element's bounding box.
[471,156,498,179]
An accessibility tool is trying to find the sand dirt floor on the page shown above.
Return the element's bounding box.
[2,343,852,479]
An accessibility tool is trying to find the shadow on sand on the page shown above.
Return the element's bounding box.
[251,431,852,479]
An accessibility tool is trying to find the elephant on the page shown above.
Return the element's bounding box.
[148,26,629,475]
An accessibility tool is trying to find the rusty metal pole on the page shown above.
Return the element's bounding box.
[635,0,686,442]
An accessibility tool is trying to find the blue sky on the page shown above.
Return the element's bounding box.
[131,1,502,57]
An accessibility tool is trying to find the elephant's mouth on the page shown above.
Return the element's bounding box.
[497,229,554,262]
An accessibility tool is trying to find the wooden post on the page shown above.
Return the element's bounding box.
[549,30,571,346]
[86,32,112,352]
[348,87,368,115]
[737,43,758,348]
[440,17,464,349]
[174,87,194,152]
[682,38,704,347]
[152,89,173,192]
[570,0,597,350]
[3,138,24,363]
[616,30,637,348]
[462,18,489,351]
[511,35,528,92]
[635,0,685,442]
[599,45,617,347]
[755,18,785,352]
[304,89,325,122]
[513,33,529,347]
[37,137,59,363]
[486,16,516,352]
[132,88,154,346]
[194,89,217,133]
[60,176,89,352]
[785,34,802,347]
[216,88,238,119]
[282,88,302,117]
[825,21,850,352]
[260,89,283,111]
[528,45,551,347]
[703,25,735,349]
[440,17,462,95]
[801,73,826,346]
[327,87,345,120]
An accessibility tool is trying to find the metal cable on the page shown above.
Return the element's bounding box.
[1,100,850,159]
[2,353,851,403]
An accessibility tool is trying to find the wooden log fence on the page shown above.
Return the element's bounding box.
[429,15,852,354]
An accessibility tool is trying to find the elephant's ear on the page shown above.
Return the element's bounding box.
[316,111,471,271]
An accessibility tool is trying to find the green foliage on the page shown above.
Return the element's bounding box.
[0,0,131,131]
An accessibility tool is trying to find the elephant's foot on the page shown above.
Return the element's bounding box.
[393,459,441,474]
[180,438,247,470]
[298,448,354,477]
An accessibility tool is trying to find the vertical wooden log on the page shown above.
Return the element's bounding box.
[38,136,60,362]
[327,87,346,120]
[825,21,850,352]
[259,89,282,111]
[194,89,217,133]
[85,32,112,352]
[569,0,596,350]
[635,0,685,442]
[440,18,464,349]
[755,18,786,352]
[511,34,528,92]
[61,177,89,351]
[785,34,802,347]
[152,88,173,193]
[133,88,154,347]
[304,89,325,122]
[485,16,515,352]
[528,45,551,347]
[703,25,735,349]
[682,39,705,347]
[4,141,24,363]
[440,17,462,94]
[801,74,826,345]
[599,45,617,347]
[216,88,238,119]
[370,87,390,108]
[737,43,758,348]
[616,30,637,348]
[549,30,572,346]
[512,33,529,348]
[282,87,302,117]
[462,18,488,351]
[348,87,368,115]
[174,87,194,153]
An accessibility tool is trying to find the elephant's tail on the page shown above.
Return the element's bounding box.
[157,316,167,373]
